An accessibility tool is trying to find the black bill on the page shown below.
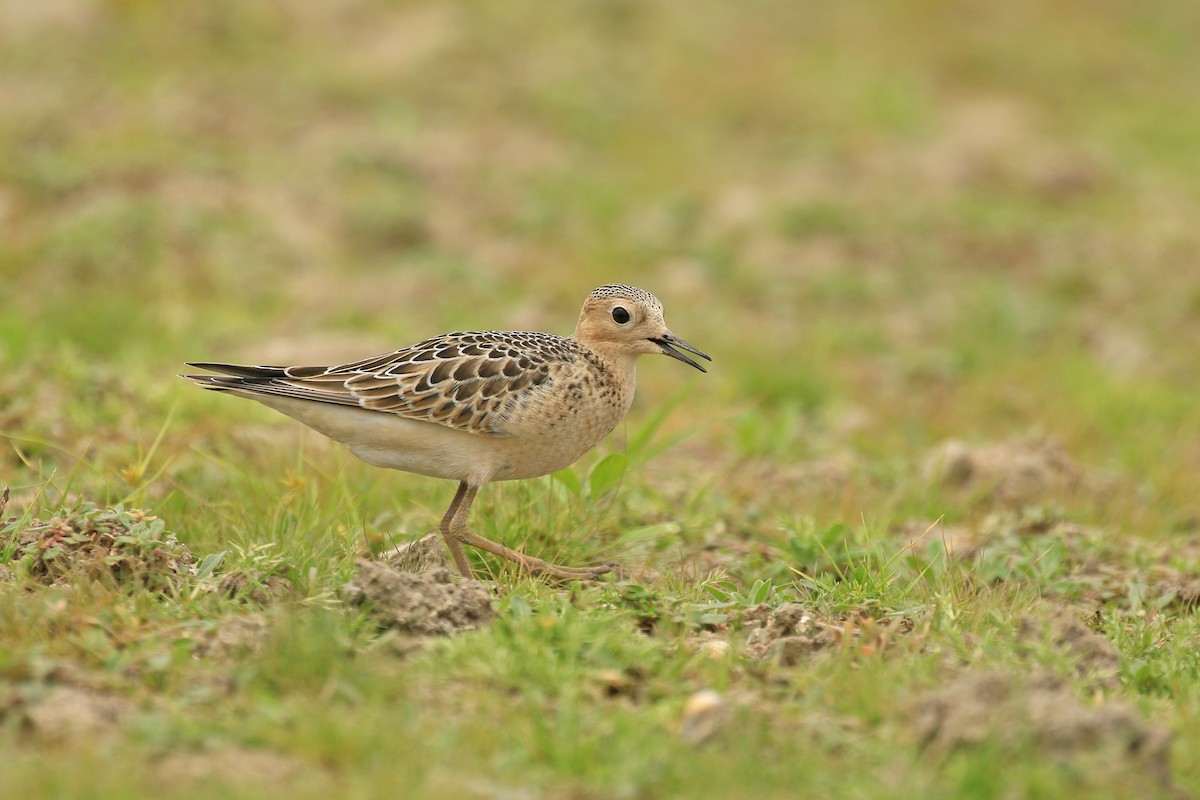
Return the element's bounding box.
[649,334,712,373]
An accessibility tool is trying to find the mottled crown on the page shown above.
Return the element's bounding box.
[588,284,662,312]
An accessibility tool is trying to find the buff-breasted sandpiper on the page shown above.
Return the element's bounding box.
[183,284,711,580]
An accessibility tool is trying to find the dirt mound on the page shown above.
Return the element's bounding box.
[743,603,913,664]
[914,671,1173,790]
[2,686,137,745]
[342,560,495,635]
[381,532,449,572]
[899,507,1092,563]
[154,747,312,788]
[215,569,295,604]
[896,519,977,558]
[924,438,1081,506]
[0,500,191,592]
[898,506,1200,612]
[194,613,272,659]
[1018,612,1121,690]
[1161,573,1200,610]
[1,494,307,605]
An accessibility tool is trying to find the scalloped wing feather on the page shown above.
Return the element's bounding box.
[187,332,581,437]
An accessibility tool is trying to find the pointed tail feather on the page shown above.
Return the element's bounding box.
[179,368,362,407]
[183,362,291,379]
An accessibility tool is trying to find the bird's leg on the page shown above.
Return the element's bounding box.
[438,482,476,578]
[446,483,613,581]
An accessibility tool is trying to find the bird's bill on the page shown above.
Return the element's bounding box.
[650,333,712,373]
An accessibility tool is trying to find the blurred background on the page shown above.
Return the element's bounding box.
[2,0,1199,527]
[4,3,1200,796]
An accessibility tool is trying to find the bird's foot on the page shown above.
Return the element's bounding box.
[527,560,615,582]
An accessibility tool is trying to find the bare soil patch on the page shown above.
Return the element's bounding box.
[896,518,977,559]
[0,495,305,604]
[194,613,272,659]
[215,569,295,604]
[0,499,191,592]
[154,747,315,789]
[743,602,915,664]
[899,505,1200,611]
[2,685,137,745]
[1017,611,1121,690]
[923,438,1082,507]
[342,560,495,635]
[914,671,1175,792]
[381,532,450,572]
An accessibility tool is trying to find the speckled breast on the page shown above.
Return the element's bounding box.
[491,363,636,480]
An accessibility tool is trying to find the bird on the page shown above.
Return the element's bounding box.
[182,284,711,581]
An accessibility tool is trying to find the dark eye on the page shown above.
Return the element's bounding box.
[612,306,630,324]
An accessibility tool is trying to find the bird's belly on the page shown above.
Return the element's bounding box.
[353,425,602,483]
[249,385,630,485]
[250,394,503,484]
[488,434,597,481]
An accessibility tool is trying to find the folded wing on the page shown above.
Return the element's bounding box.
[183,331,574,436]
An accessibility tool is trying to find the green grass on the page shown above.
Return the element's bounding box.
[3,1,1200,797]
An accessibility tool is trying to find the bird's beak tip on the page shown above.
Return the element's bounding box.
[651,333,711,372]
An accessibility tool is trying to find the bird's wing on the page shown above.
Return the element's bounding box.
[184,331,577,436]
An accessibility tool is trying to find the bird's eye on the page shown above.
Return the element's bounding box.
[612,306,631,324]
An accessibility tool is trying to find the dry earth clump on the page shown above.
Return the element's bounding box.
[0,497,192,593]
[154,747,315,790]
[1017,612,1122,690]
[215,569,295,604]
[0,492,306,604]
[743,602,914,664]
[898,507,1200,612]
[0,685,137,745]
[896,518,977,558]
[193,613,272,659]
[899,507,1091,563]
[913,671,1175,792]
[342,559,495,635]
[381,532,450,573]
[923,438,1082,507]
[1029,520,1195,610]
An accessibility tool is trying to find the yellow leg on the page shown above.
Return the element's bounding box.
[438,482,476,578]
[445,483,613,581]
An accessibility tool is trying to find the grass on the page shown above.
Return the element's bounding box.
[2,1,1200,797]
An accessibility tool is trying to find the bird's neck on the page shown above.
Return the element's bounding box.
[576,341,638,408]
